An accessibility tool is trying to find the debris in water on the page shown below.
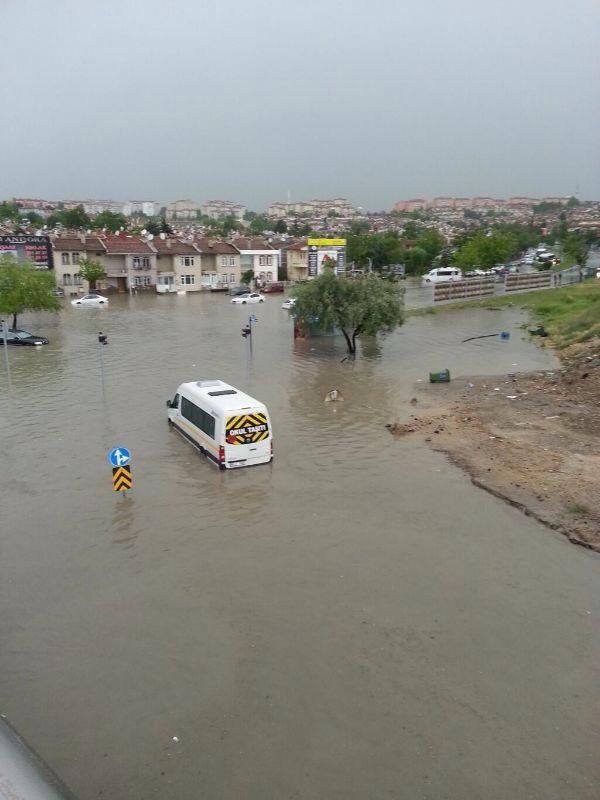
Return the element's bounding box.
[325,389,343,403]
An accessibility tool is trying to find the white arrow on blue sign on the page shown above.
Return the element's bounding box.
[108,447,131,467]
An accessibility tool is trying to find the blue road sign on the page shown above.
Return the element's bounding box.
[108,447,131,467]
[249,314,258,322]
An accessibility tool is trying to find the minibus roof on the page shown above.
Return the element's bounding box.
[178,379,265,413]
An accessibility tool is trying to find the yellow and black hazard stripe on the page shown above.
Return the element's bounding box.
[226,412,269,445]
[112,465,132,491]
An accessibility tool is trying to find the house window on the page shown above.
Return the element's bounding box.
[61,253,70,265]
[230,273,235,283]
[134,276,142,286]
[267,271,273,281]
[259,255,266,266]
[143,276,151,286]
[181,256,195,267]
[181,275,195,285]
[133,257,141,268]
[221,256,227,266]
[259,272,266,281]
[63,273,72,285]
[73,273,82,285]
[229,256,235,266]
[267,255,272,266]
[72,252,80,264]
[142,257,150,268]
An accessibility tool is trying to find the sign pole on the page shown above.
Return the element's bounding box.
[1,320,11,387]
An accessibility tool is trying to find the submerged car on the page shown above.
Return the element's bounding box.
[282,298,297,309]
[4,328,49,346]
[230,292,265,304]
[262,282,285,293]
[71,293,109,307]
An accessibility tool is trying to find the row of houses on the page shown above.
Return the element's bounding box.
[52,234,279,296]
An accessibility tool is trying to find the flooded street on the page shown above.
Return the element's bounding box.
[1,293,598,799]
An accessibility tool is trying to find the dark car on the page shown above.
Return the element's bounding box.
[261,282,285,293]
[228,285,251,297]
[4,328,49,346]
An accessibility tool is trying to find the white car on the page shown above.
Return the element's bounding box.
[421,268,463,286]
[282,298,297,309]
[230,292,264,305]
[71,293,109,307]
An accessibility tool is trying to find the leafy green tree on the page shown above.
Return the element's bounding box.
[77,257,105,292]
[346,231,403,270]
[415,229,445,261]
[21,211,45,226]
[404,246,428,274]
[160,216,173,234]
[453,231,517,269]
[62,205,90,229]
[273,219,288,234]
[145,218,161,235]
[93,210,127,232]
[241,269,254,286]
[293,266,403,355]
[0,202,20,222]
[563,232,589,266]
[220,215,241,236]
[0,257,61,329]
[566,196,580,208]
[248,214,269,235]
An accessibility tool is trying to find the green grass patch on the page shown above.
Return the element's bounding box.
[407,282,600,348]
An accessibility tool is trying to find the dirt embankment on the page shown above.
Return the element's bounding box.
[387,340,600,551]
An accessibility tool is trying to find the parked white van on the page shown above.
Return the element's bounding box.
[167,379,272,469]
[421,267,463,285]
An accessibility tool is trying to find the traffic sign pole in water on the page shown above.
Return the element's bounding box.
[97,331,107,402]
[1,320,11,387]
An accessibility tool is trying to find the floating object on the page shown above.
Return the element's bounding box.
[325,389,343,402]
[462,332,510,343]
[528,325,548,337]
[429,369,450,383]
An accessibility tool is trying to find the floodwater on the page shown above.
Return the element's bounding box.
[1,294,598,800]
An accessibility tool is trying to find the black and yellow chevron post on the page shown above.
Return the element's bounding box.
[112,465,133,491]
[225,412,269,445]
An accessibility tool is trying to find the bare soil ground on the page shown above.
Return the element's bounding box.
[388,340,600,551]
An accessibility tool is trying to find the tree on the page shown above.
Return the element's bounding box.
[563,232,589,266]
[145,218,161,235]
[0,257,61,329]
[453,230,517,269]
[404,246,428,274]
[62,205,90,229]
[248,214,269,235]
[0,202,20,222]
[21,211,44,226]
[160,216,173,235]
[93,210,127,232]
[293,267,403,355]
[566,196,580,208]
[77,257,105,292]
[273,219,288,234]
[241,269,254,286]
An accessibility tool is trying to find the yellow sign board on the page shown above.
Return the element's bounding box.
[307,238,346,247]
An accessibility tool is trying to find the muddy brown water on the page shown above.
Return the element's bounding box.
[1,294,598,800]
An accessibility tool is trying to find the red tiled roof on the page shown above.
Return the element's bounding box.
[152,237,200,255]
[52,236,106,252]
[101,235,154,254]
[195,238,239,255]
[232,237,276,251]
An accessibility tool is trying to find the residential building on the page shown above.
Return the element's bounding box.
[51,235,107,297]
[393,198,428,212]
[80,200,124,216]
[200,200,245,220]
[166,200,199,219]
[122,200,159,217]
[152,235,202,292]
[233,237,278,284]
[285,240,309,282]
[195,239,241,289]
[267,198,357,219]
[101,235,157,292]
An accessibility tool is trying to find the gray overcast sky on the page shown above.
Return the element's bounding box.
[1,0,598,210]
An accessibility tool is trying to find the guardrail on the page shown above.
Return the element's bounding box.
[433,277,496,303]
[504,272,552,292]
